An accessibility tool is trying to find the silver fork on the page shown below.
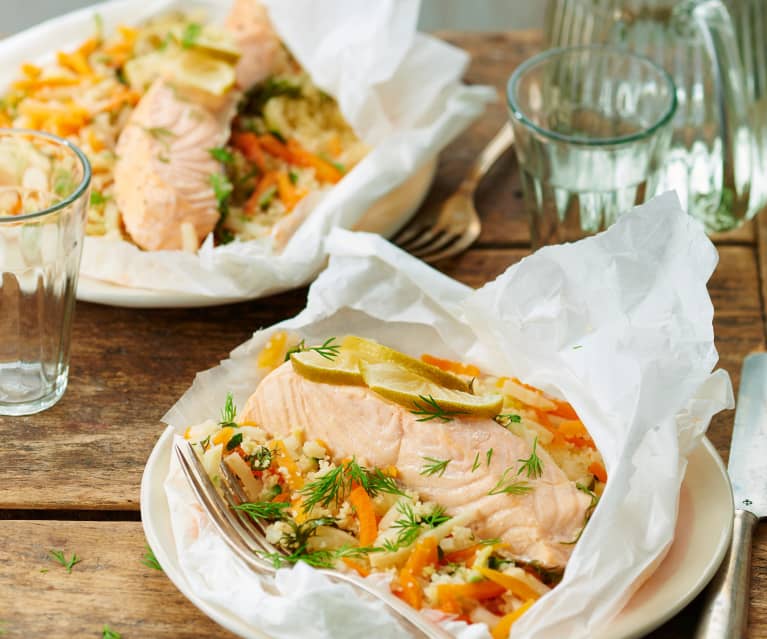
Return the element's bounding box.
[393,122,515,263]
[174,441,453,639]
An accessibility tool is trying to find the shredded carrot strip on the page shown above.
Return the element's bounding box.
[421,353,481,377]
[491,599,535,639]
[212,427,235,447]
[395,537,438,610]
[327,133,342,157]
[257,134,293,162]
[21,63,41,78]
[477,567,541,601]
[342,557,370,577]
[245,171,278,214]
[57,50,92,76]
[88,129,105,152]
[589,460,607,483]
[551,400,579,420]
[257,331,288,369]
[276,171,305,212]
[558,419,588,438]
[232,132,267,172]
[348,485,377,546]
[273,440,304,490]
[272,491,291,503]
[442,545,479,567]
[286,139,343,183]
[436,580,506,602]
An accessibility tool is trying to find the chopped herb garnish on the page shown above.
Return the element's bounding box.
[157,153,170,163]
[198,434,212,451]
[486,448,494,466]
[285,337,341,362]
[210,173,234,209]
[488,468,533,496]
[391,502,450,547]
[141,545,162,571]
[248,446,272,471]
[93,12,104,40]
[319,152,345,173]
[471,452,481,472]
[180,22,203,48]
[288,170,299,185]
[300,458,405,512]
[209,147,234,165]
[240,76,302,114]
[576,481,599,511]
[420,456,450,477]
[478,537,502,546]
[410,395,468,423]
[49,549,82,573]
[226,432,243,450]
[517,437,543,479]
[143,126,175,145]
[573,345,583,350]
[267,129,286,143]
[219,392,238,428]
[234,500,290,521]
[102,624,122,639]
[90,190,108,206]
[262,544,380,569]
[52,170,75,198]
[495,413,522,427]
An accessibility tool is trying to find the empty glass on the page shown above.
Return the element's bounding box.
[0,130,90,415]
[507,46,677,248]
[545,0,767,232]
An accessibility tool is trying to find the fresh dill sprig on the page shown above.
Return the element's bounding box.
[391,502,451,547]
[300,459,405,512]
[233,500,290,521]
[380,538,402,553]
[102,624,122,639]
[180,22,203,48]
[516,437,543,479]
[262,544,380,569]
[141,545,162,571]
[471,452,481,472]
[420,456,450,477]
[49,549,82,574]
[226,432,243,451]
[284,337,341,361]
[488,468,533,496]
[486,448,494,466]
[410,395,468,423]
[495,413,522,427]
[562,483,601,546]
[219,392,238,428]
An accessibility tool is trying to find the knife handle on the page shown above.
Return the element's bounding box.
[694,509,758,639]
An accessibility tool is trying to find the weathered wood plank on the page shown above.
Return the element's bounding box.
[1,518,766,639]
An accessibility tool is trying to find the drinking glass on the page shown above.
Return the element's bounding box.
[507,46,677,248]
[545,0,766,233]
[0,129,90,415]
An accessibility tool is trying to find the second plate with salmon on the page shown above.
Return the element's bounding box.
[0,0,492,306]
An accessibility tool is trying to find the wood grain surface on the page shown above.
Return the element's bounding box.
[1,29,766,639]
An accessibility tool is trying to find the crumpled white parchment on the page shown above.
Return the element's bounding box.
[161,191,734,638]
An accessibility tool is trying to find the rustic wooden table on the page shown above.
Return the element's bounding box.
[1,30,765,639]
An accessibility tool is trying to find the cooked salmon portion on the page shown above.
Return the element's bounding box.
[242,362,592,567]
[113,80,225,251]
[225,0,281,89]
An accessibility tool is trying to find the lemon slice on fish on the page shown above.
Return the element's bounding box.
[360,361,503,419]
[290,349,364,386]
[341,336,470,392]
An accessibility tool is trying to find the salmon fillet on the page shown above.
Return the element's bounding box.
[242,362,592,567]
[225,0,281,90]
[114,80,226,251]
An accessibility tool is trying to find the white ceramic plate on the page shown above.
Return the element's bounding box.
[140,431,733,639]
[76,158,437,308]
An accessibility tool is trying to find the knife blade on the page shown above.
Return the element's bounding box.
[695,353,766,639]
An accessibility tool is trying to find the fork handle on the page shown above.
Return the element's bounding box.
[462,122,515,191]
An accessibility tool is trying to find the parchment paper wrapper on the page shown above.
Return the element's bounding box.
[0,0,493,299]
[160,191,734,638]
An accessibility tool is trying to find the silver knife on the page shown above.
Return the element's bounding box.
[695,353,767,639]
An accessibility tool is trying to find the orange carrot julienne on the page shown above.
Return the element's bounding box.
[420,353,481,377]
[273,440,304,490]
[436,580,506,602]
[442,545,479,566]
[276,171,305,213]
[551,400,579,420]
[491,599,535,639]
[232,132,267,172]
[342,557,370,577]
[245,171,278,214]
[558,419,589,439]
[589,460,607,483]
[348,485,377,546]
[394,536,438,610]
[286,139,343,183]
[477,567,541,601]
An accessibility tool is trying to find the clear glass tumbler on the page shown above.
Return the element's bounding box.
[0,129,90,415]
[507,46,677,248]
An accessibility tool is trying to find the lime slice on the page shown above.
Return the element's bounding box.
[360,361,503,419]
[190,28,241,64]
[342,336,470,392]
[290,349,363,386]
[166,50,236,96]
